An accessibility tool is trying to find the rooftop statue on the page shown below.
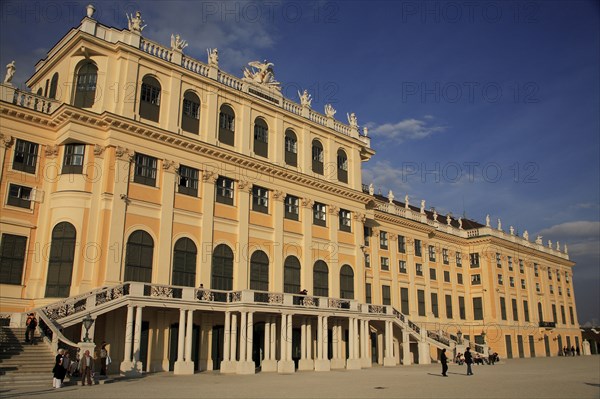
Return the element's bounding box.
[432,209,438,221]
[556,241,560,251]
[171,34,188,51]
[207,48,219,68]
[420,200,425,214]
[387,190,394,204]
[446,214,452,225]
[347,112,358,128]
[548,240,552,248]
[564,243,568,254]
[485,214,490,227]
[497,218,502,231]
[509,226,514,235]
[86,4,96,18]
[535,235,543,245]
[324,104,336,118]
[458,217,463,230]
[404,194,409,209]
[298,89,312,108]
[243,60,280,90]
[523,230,529,241]
[127,11,146,33]
[368,183,374,195]
[363,127,369,137]
[3,61,15,84]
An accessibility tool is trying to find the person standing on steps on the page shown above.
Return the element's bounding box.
[25,313,37,344]
[440,348,448,377]
[464,347,474,376]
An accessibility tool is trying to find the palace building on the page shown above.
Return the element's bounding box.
[0,6,584,376]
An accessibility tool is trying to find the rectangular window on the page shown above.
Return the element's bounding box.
[401,287,409,314]
[565,273,570,283]
[428,245,436,262]
[549,284,554,294]
[254,124,268,143]
[399,260,407,274]
[552,304,557,323]
[473,297,483,320]
[251,186,269,213]
[62,143,85,174]
[429,267,437,280]
[216,176,234,205]
[414,239,422,257]
[497,274,503,285]
[500,297,507,320]
[560,305,566,324]
[442,248,449,264]
[177,165,199,197]
[548,268,552,279]
[456,252,462,267]
[382,285,391,305]
[313,202,326,226]
[417,289,426,316]
[523,300,530,322]
[519,259,524,274]
[521,279,526,289]
[285,135,297,153]
[445,294,453,319]
[7,184,32,209]
[471,274,481,285]
[534,263,539,277]
[443,270,450,282]
[380,257,389,271]
[457,273,463,285]
[133,153,157,187]
[558,286,562,296]
[380,231,388,250]
[459,296,466,319]
[536,282,540,292]
[365,283,372,304]
[508,256,513,271]
[12,139,38,174]
[284,195,299,220]
[512,298,519,321]
[0,234,27,285]
[470,253,480,268]
[431,293,439,317]
[557,270,561,281]
[365,254,371,268]
[398,235,406,253]
[141,83,160,104]
[364,226,371,247]
[496,252,502,267]
[339,209,351,232]
[415,263,423,276]
[567,287,571,297]
[569,306,575,325]
[509,277,515,287]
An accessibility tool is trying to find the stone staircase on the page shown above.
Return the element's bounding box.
[0,327,56,388]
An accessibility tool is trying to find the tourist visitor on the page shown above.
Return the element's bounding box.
[25,313,37,344]
[464,347,474,376]
[440,348,448,377]
[52,348,66,388]
[79,350,94,386]
[100,342,109,375]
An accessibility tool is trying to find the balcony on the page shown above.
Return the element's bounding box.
[539,321,556,329]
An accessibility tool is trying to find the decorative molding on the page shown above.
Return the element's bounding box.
[0,134,14,148]
[202,171,217,184]
[93,144,106,157]
[115,146,132,161]
[328,205,339,215]
[45,144,59,157]
[237,180,250,191]
[272,190,284,201]
[162,159,177,172]
[301,198,313,208]
[353,212,366,223]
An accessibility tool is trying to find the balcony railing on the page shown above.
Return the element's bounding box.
[539,321,556,328]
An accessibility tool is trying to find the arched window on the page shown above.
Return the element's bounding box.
[124,230,154,283]
[211,244,233,290]
[181,91,200,134]
[313,260,329,297]
[45,222,76,298]
[340,264,354,299]
[283,255,301,294]
[253,117,269,158]
[538,302,544,322]
[337,149,348,183]
[36,88,43,95]
[172,238,197,287]
[73,61,97,108]
[312,139,324,175]
[218,104,235,146]
[139,75,161,122]
[284,129,298,167]
[49,73,59,99]
[250,250,269,291]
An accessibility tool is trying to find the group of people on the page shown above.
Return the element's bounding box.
[51,342,110,388]
[561,346,580,356]
[444,347,500,376]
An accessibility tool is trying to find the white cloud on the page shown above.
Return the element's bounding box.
[367,118,446,144]
[362,160,412,196]
[537,221,600,240]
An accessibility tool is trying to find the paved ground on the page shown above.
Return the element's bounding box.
[1,356,598,399]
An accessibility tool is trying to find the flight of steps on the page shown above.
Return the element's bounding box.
[0,326,56,388]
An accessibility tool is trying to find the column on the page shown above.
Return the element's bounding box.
[347,317,361,369]
[278,314,295,373]
[361,319,372,368]
[286,314,293,362]
[317,316,323,359]
[223,312,231,362]
[132,306,143,372]
[178,310,186,361]
[331,320,343,369]
[230,313,238,361]
[315,315,330,371]
[185,310,194,361]
[270,317,276,360]
[246,312,253,362]
[261,316,276,372]
[119,305,135,373]
[299,318,313,370]
[384,320,395,366]
[402,331,412,365]
[237,312,254,374]
[264,319,271,361]
[300,320,306,360]
[239,311,247,361]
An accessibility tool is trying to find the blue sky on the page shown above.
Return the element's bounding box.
[1,1,598,324]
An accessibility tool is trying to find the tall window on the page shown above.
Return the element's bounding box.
[133,153,157,186]
[211,244,234,290]
[401,287,409,314]
[552,304,557,323]
[364,254,370,268]
[62,143,85,174]
[428,245,436,262]
[283,256,301,294]
[284,195,299,220]
[340,265,354,299]
[313,202,326,226]
[339,209,351,232]
[431,293,439,317]
[417,289,426,316]
[416,263,423,276]
[284,129,297,166]
[471,274,481,285]
[560,305,566,324]
[456,252,462,267]
[13,139,38,174]
[181,91,200,134]
[512,298,519,321]
[49,72,59,99]
[139,75,161,122]
[7,184,32,209]
[534,263,539,276]
[364,226,371,246]
[500,297,507,320]
[382,285,391,305]
[365,283,372,304]
[172,238,197,287]
[508,256,513,271]
[457,273,463,284]
[311,139,324,175]
[414,239,422,257]
[523,300,530,322]
[380,231,388,249]
[445,294,453,319]
[0,234,27,285]
[429,267,437,280]
[250,251,269,291]
[124,230,154,283]
[45,222,77,297]
[442,248,449,264]
[253,117,269,158]
[251,186,269,214]
[337,149,348,183]
[399,260,407,273]
[73,61,97,108]
[473,297,483,320]
[470,253,480,267]
[569,306,575,325]
[459,296,466,319]
[398,235,406,253]
[519,259,524,274]
[444,270,450,282]
[313,260,329,297]
[496,253,502,267]
[537,302,544,321]
[216,176,234,205]
[381,257,389,271]
[178,165,199,197]
[218,105,235,146]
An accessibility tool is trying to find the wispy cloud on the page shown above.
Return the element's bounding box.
[366,117,447,144]
[362,160,412,196]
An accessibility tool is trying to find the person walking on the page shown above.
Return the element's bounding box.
[571,346,576,357]
[79,350,94,386]
[464,347,474,376]
[52,349,66,388]
[100,342,109,376]
[440,348,448,377]
[25,313,37,344]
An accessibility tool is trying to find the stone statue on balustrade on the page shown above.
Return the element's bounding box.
[509,226,514,235]
[523,230,529,241]
[446,214,452,225]
[363,127,369,137]
[347,112,358,128]
[535,235,543,245]
[420,200,426,214]
[368,183,374,195]
[432,209,438,221]
[387,190,394,204]
[207,48,219,68]
[4,61,15,84]
[171,34,188,52]
[324,104,336,118]
[243,60,280,90]
[497,218,502,231]
[458,218,463,229]
[485,214,490,227]
[404,195,410,209]
[298,89,312,108]
[127,11,146,33]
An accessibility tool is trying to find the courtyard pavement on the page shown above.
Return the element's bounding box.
[1,355,598,398]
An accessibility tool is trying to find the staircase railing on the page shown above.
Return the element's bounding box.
[37,310,80,356]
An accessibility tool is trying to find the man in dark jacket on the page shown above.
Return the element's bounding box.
[440,348,448,376]
[464,347,474,375]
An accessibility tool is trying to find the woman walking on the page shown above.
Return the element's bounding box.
[52,349,67,388]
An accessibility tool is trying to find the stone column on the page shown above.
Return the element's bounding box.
[262,317,276,372]
[361,319,372,368]
[177,310,186,361]
[185,310,194,360]
[270,317,276,361]
[301,320,307,360]
[174,309,195,375]
[120,305,135,374]
[331,320,344,369]
[299,317,313,370]
[131,306,144,373]
[223,312,231,362]
[278,314,294,373]
[315,315,330,371]
[347,317,361,369]
[245,312,254,362]
[221,312,237,374]
[383,320,395,366]
[402,331,412,365]
[236,311,255,374]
